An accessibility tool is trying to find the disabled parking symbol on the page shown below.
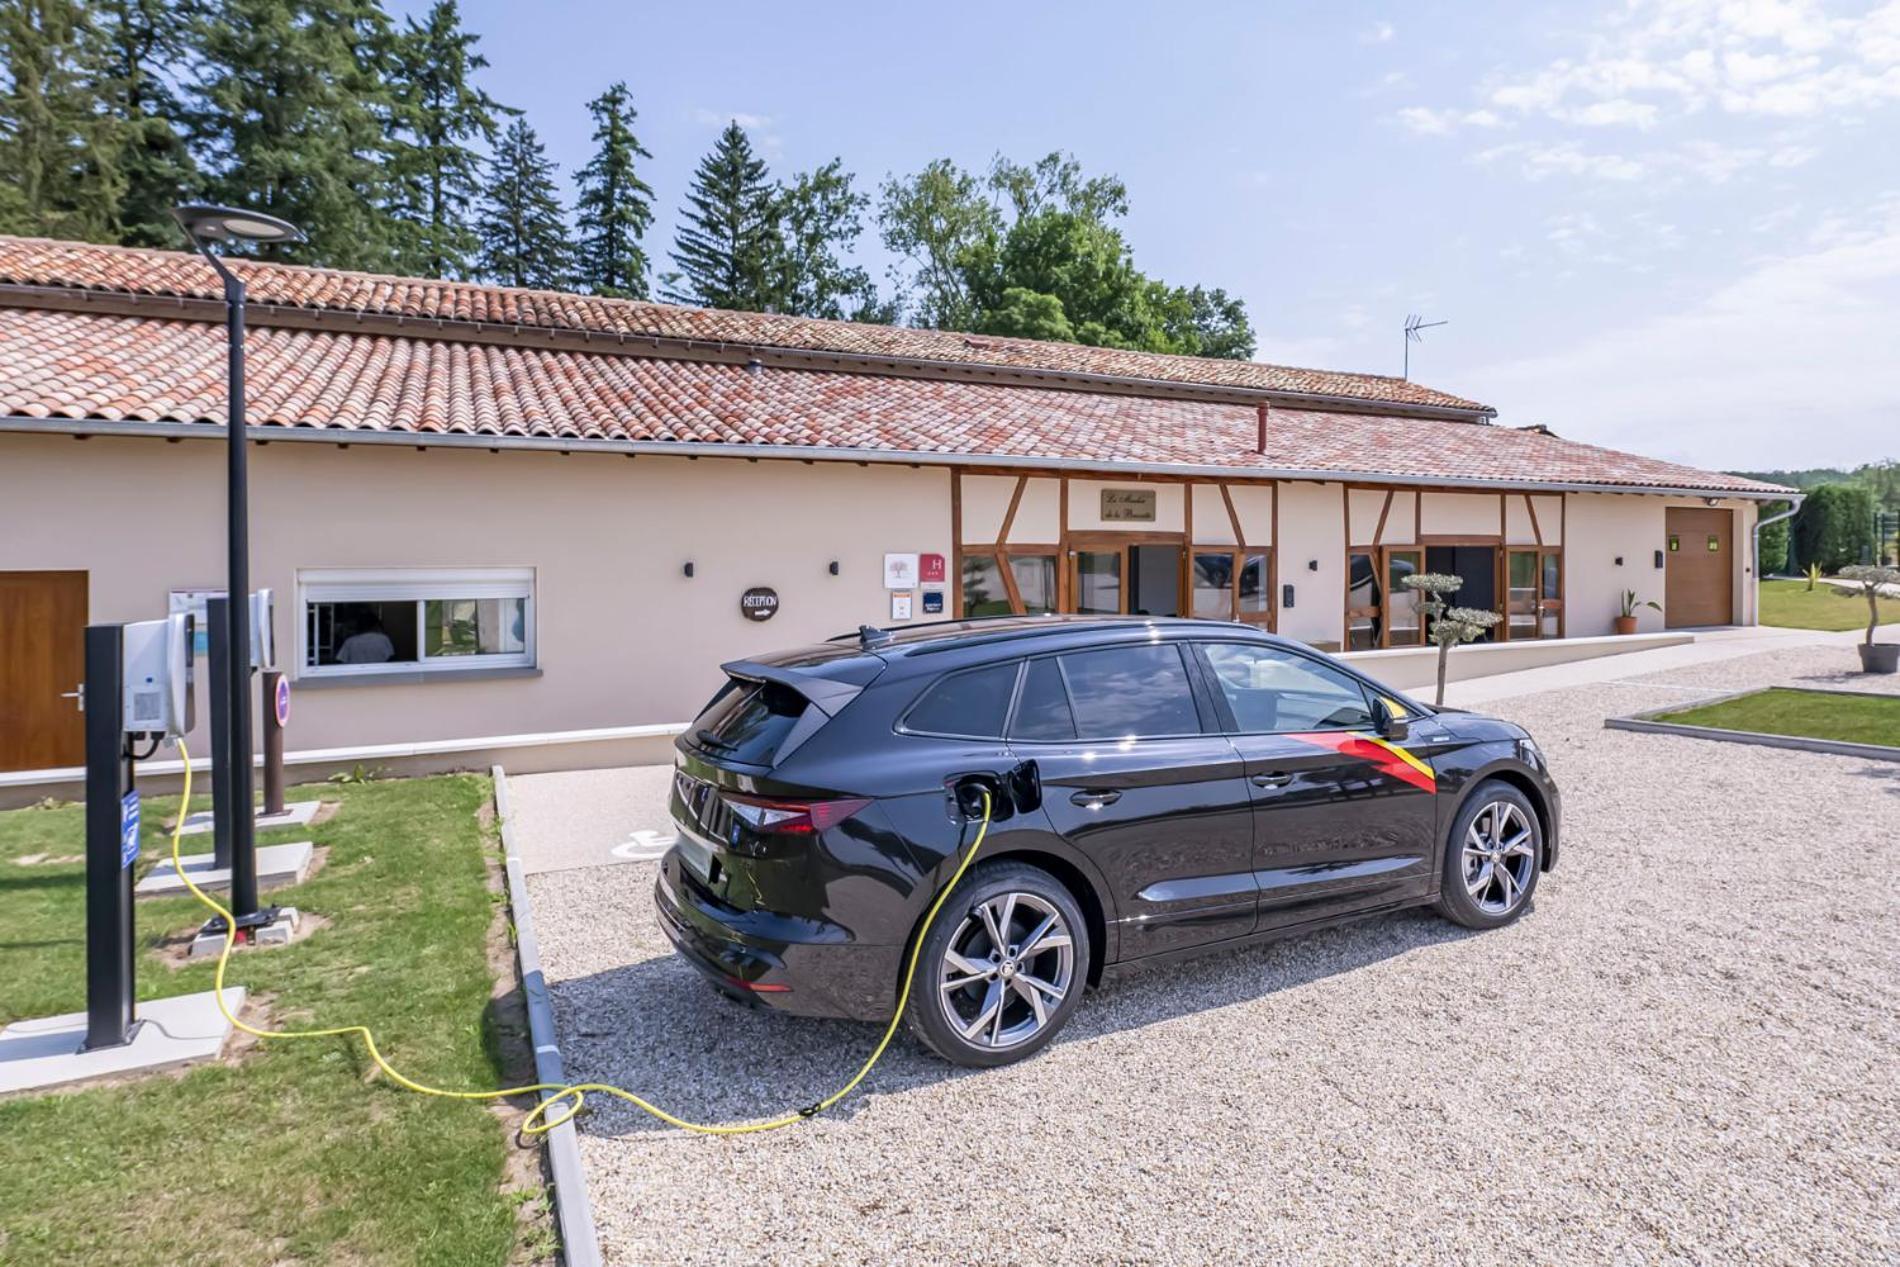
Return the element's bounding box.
[611,828,676,863]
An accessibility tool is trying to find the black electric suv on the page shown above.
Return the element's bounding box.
[657,616,1560,1067]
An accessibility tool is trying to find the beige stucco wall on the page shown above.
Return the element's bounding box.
[1,433,951,754]
[1,430,1764,773]
[1563,493,1757,634]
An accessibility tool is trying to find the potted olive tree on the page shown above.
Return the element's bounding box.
[1614,590,1661,636]
[1839,564,1899,673]
[1401,572,1502,705]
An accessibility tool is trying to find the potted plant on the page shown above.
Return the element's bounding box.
[1401,572,1502,705]
[1838,564,1899,673]
[1614,590,1661,636]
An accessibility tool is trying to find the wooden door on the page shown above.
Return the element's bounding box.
[1665,508,1734,627]
[0,571,88,772]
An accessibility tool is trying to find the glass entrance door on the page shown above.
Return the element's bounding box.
[1506,548,1563,639]
[1073,548,1124,614]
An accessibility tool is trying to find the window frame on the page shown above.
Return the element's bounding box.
[1187,638,1397,736]
[296,566,536,681]
[1004,641,1215,744]
[896,660,1026,740]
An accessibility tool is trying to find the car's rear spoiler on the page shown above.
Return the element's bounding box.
[719,661,864,718]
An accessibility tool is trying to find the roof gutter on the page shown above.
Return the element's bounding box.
[0,282,1496,424]
[1752,493,1806,580]
[0,414,1800,502]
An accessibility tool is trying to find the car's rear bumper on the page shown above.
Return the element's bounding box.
[653,849,902,1021]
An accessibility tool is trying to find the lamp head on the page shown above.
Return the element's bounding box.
[171,204,306,246]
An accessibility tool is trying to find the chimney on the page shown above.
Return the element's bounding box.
[1256,403,1269,455]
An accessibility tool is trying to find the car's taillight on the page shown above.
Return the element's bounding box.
[719,793,871,835]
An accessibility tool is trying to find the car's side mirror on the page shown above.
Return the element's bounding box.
[1373,697,1410,743]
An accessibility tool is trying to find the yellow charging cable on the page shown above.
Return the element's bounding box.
[165,739,992,1136]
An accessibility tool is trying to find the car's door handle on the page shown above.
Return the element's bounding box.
[1070,789,1121,808]
[1251,772,1293,789]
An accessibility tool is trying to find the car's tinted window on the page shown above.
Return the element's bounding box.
[903,662,1020,737]
[1201,643,1374,732]
[693,678,809,765]
[1008,657,1076,741]
[1057,644,1202,738]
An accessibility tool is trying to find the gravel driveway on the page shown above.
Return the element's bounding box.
[524,642,1899,1264]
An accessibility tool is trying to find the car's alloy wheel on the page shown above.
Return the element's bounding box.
[937,891,1075,1051]
[1460,799,1536,916]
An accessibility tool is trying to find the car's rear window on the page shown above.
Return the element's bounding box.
[692,678,809,766]
[903,662,1020,738]
[1009,657,1076,741]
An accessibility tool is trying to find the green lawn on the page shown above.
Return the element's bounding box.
[1655,687,1900,748]
[1759,578,1900,632]
[0,775,544,1267]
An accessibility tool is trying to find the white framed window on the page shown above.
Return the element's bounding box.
[297,567,535,680]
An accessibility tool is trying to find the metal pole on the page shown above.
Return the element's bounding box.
[207,596,232,869]
[82,624,140,1052]
[262,669,285,816]
[224,273,260,921]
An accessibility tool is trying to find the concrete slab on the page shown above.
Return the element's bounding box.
[504,765,676,875]
[190,907,301,957]
[0,988,246,1095]
[176,799,322,835]
[136,840,315,897]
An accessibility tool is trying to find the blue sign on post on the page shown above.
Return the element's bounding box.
[120,791,140,870]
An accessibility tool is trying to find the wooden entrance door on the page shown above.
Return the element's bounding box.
[1664,508,1734,627]
[0,571,88,772]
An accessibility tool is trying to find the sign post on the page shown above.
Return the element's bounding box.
[82,624,140,1052]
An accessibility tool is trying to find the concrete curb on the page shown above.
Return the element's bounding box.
[1605,686,1900,763]
[494,764,603,1267]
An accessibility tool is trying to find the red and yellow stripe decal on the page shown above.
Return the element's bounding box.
[1284,730,1437,793]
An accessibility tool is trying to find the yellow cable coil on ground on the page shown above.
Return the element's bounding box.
[165,740,991,1136]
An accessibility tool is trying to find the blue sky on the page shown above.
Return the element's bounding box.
[403,0,1900,472]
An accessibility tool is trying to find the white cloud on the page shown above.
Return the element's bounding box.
[1473,196,1900,468]
[1397,105,1507,134]
[1361,20,1397,44]
[1478,0,1900,125]
[1475,141,1646,181]
[692,109,775,131]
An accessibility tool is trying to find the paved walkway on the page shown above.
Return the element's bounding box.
[503,765,676,874]
[1442,624,1860,707]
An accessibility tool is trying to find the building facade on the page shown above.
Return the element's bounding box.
[0,236,1788,785]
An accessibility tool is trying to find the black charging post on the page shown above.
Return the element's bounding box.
[207,596,233,870]
[81,623,140,1052]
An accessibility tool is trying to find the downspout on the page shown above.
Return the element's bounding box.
[1752,494,1805,622]
[1257,403,1269,454]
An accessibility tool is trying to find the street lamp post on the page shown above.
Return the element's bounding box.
[170,205,304,931]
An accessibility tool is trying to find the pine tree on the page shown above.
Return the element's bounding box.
[192,0,406,270]
[664,120,778,310]
[387,0,508,278]
[571,82,654,298]
[476,117,572,289]
[93,0,202,246]
[0,0,123,241]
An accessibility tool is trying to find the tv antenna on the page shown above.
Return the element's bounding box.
[1403,313,1447,379]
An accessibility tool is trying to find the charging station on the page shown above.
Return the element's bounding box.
[0,614,246,1094]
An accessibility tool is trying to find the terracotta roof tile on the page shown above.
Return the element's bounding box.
[0,233,1485,412]
[0,306,1788,495]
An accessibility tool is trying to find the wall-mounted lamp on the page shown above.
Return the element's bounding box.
[1615,556,1624,566]
[1704,497,1720,507]
[1654,550,1665,569]
[1282,584,1296,609]
[682,562,695,579]
[1307,559,1319,572]
[828,561,840,576]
